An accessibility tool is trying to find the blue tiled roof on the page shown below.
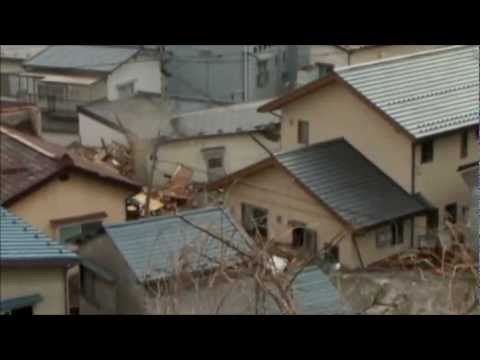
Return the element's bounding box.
[105,207,249,282]
[0,294,43,312]
[0,207,78,264]
[25,46,139,73]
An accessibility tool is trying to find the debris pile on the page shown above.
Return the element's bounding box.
[126,165,195,219]
[69,141,133,178]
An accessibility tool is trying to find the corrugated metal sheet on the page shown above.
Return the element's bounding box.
[105,208,249,282]
[337,45,479,139]
[0,294,43,312]
[82,94,279,141]
[0,207,78,263]
[275,139,427,229]
[25,46,139,73]
[293,266,351,315]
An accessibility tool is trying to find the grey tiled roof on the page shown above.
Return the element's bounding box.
[0,207,78,264]
[275,139,428,229]
[105,208,250,282]
[337,45,479,139]
[25,46,139,73]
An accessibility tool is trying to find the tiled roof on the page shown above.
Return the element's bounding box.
[105,207,249,282]
[337,45,479,139]
[24,46,139,73]
[0,130,66,204]
[275,139,428,229]
[0,207,78,265]
[0,126,140,204]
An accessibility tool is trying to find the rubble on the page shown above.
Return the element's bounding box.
[68,141,134,178]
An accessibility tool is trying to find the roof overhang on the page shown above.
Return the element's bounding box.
[0,294,43,313]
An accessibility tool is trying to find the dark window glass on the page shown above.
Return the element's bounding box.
[421,140,434,164]
[445,203,458,224]
[241,204,268,239]
[461,131,469,158]
[427,210,439,230]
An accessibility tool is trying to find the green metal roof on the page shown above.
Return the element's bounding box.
[337,45,479,139]
[105,207,250,283]
[0,294,43,312]
[0,207,78,265]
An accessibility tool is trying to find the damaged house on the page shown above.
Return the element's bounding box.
[0,126,141,242]
[78,95,281,184]
[209,138,430,269]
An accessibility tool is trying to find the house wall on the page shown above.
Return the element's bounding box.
[350,45,448,64]
[41,131,80,147]
[281,81,413,192]
[152,133,281,186]
[0,59,24,74]
[415,129,479,226]
[107,59,162,101]
[78,234,146,315]
[1,267,67,315]
[79,112,128,147]
[8,171,135,239]
[308,46,349,67]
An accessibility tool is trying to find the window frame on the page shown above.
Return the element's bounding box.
[297,120,310,145]
[421,140,434,164]
[241,203,269,239]
[256,60,270,88]
[57,219,104,245]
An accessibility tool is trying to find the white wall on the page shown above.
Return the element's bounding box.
[41,132,80,147]
[106,60,162,101]
[79,113,128,147]
[152,134,281,186]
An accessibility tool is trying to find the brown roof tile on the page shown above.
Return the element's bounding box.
[0,126,141,204]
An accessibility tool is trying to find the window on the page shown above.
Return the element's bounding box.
[461,131,469,158]
[427,210,439,231]
[445,203,458,224]
[283,51,287,64]
[376,227,392,249]
[202,147,226,181]
[257,60,270,88]
[393,221,404,246]
[117,82,135,99]
[291,223,318,254]
[421,140,434,164]
[207,157,223,169]
[298,120,309,145]
[59,221,103,245]
[242,203,268,239]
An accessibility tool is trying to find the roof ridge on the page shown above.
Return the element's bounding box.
[106,207,226,229]
[336,45,473,73]
[274,137,346,157]
[0,126,62,159]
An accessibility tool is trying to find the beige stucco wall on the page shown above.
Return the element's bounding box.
[281,81,413,192]
[1,267,67,315]
[8,171,135,239]
[350,45,448,64]
[152,133,281,186]
[415,129,479,225]
[224,164,428,269]
[0,59,24,74]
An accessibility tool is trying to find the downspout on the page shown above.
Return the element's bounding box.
[411,143,416,248]
[244,46,249,102]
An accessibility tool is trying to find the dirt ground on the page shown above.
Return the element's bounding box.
[334,270,478,315]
